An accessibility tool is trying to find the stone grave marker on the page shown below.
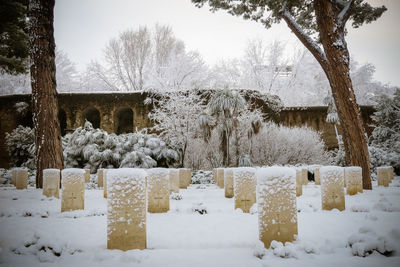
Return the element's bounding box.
[179,168,191,189]
[301,168,308,185]
[147,168,170,213]
[314,168,321,185]
[15,168,28,190]
[217,168,224,188]
[97,169,104,188]
[43,169,60,198]
[345,167,363,195]
[234,167,256,213]
[295,168,302,197]
[84,169,90,183]
[320,166,345,211]
[61,168,85,212]
[107,168,147,250]
[169,169,179,194]
[256,167,298,248]
[224,168,234,198]
[377,166,390,187]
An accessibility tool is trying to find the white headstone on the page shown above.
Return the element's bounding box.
[320,166,345,211]
[43,169,60,198]
[234,167,256,213]
[61,168,85,212]
[147,168,170,213]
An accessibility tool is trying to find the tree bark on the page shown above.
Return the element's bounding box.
[29,0,64,188]
[314,0,372,189]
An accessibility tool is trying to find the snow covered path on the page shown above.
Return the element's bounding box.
[0,180,400,267]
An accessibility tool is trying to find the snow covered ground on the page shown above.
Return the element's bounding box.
[0,177,400,267]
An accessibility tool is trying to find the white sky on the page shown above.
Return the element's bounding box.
[54,0,400,86]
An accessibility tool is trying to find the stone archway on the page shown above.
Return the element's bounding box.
[58,109,67,136]
[82,107,101,129]
[114,107,134,134]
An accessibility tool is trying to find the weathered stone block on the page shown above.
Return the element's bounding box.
[345,167,363,195]
[224,168,234,198]
[43,169,60,198]
[320,166,345,211]
[257,167,298,248]
[107,168,147,250]
[234,167,256,213]
[147,168,170,213]
[61,168,85,212]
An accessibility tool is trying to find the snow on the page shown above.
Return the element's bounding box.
[0,175,400,266]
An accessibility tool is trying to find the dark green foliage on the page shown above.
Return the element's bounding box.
[192,0,386,37]
[0,0,29,74]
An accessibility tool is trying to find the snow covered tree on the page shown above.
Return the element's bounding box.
[193,0,387,189]
[28,0,63,188]
[369,89,400,174]
[147,90,206,167]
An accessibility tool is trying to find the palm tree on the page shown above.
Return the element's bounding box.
[202,88,246,166]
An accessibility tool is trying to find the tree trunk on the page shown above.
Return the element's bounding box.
[29,0,64,188]
[314,0,372,189]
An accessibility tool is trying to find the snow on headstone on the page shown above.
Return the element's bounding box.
[320,166,345,211]
[15,168,28,190]
[147,168,170,213]
[103,169,108,198]
[97,169,104,188]
[314,168,321,185]
[234,167,256,213]
[107,168,147,250]
[295,168,302,197]
[43,169,60,198]
[224,168,234,198]
[217,168,225,188]
[256,167,298,248]
[345,167,363,195]
[301,168,308,185]
[377,167,390,187]
[61,168,85,212]
[169,169,179,194]
[84,169,90,183]
[179,168,191,189]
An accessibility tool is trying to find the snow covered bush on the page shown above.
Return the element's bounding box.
[7,121,179,173]
[250,123,331,166]
[5,125,35,170]
[63,121,179,172]
[191,170,213,184]
[369,90,400,176]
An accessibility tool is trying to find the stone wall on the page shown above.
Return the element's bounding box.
[0,92,375,168]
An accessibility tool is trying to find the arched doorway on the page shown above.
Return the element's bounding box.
[114,107,133,134]
[82,107,100,129]
[58,109,67,136]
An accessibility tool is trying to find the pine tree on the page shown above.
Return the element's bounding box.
[28,0,63,188]
[192,0,387,189]
[0,0,29,74]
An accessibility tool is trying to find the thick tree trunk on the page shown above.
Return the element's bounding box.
[315,0,372,189]
[29,0,64,188]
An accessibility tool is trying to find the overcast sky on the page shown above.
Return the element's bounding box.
[54,0,400,86]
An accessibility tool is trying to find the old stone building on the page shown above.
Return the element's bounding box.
[0,92,374,168]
